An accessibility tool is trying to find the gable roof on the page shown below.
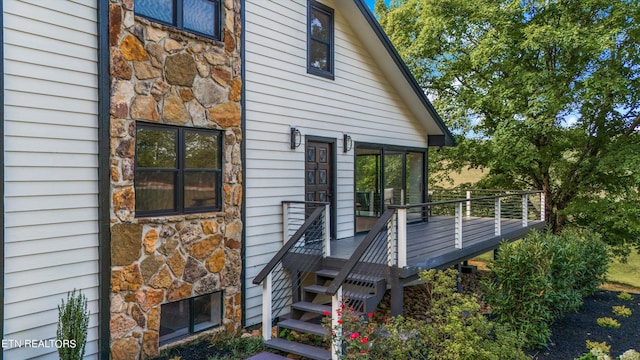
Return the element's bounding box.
[333,0,456,147]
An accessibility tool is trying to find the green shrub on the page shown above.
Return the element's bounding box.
[617,292,634,301]
[597,317,621,329]
[612,305,632,317]
[481,229,609,349]
[57,289,90,360]
[373,269,526,360]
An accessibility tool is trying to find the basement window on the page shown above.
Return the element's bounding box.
[135,0,222,40]
[159,292,223,346]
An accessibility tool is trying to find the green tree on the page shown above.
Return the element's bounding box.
[376,0,640,253]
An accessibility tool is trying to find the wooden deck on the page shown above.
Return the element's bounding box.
[330,216,546,277]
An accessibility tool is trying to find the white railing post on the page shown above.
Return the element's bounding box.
[455,202,463,249]
[466,190,471,217]
[397,208,407,268]
[522,194,529,227]
[331,287,343,360]
[262,273,273,341]
[368,191,374,213]
[388,212,397,266]
[494,197,501,236]
[323,203,331,257]
[282,202,289,245]
[540,191,546,221]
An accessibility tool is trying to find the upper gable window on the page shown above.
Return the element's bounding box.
[307,0,334,79]
[135,0,221,40]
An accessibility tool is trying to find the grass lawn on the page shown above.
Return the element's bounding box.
[607,250,640,289]
[471,249,640,292]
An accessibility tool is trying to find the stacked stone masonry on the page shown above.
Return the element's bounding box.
[108,0,243,358]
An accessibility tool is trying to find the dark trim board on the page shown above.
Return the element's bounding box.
[1,0,5,356]
[97,0,112,358]
[240,0,247,328]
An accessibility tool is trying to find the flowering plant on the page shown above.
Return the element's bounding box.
[322,302,376,359]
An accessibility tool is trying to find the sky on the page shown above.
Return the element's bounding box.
[365,0,389,11]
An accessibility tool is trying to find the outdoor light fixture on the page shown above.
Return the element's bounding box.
[343,134,353,153]
[290,127,302,149]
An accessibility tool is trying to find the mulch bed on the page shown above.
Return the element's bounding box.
[528,290,640,359]
[155,270,639,359]
[374,270,640,359]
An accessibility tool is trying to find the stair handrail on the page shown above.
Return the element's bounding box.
[324,208,396,296]
[253,205,326,285]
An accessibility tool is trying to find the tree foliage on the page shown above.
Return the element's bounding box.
[376,0,640,252]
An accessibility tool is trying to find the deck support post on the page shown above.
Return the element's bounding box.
[397,208,407,268]
[390,266,403,316]
[522,194,529,227]
[455,202,463,249]
[262,273,273,341]
[494,197,501,236]
[323,203,331,257]
[456,263,462,293]
[331,287,343,360]
[466,190,471,217]
[540,192,546,221]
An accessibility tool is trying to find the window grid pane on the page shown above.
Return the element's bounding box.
[185,131,219,169]
[159,300,190,346]
[184,170,219,210]
[135,0,174,24]
[193,292,222,332]
[135,170,178,213]
[183,0,217,37]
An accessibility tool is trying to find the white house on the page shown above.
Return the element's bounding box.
[243,0,454,328]
[1,1,460,359]
[2,1,103,359]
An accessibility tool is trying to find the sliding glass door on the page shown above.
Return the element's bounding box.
[355,145,426,232]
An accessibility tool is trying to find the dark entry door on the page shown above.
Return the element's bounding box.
[305,140,333,239]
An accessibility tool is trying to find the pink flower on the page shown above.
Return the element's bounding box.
[361,337,369,344]
[323,310,331,316]
[350,332,359,339]
[368,312,373,317]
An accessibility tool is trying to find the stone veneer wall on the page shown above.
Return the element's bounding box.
[108,1,242,358]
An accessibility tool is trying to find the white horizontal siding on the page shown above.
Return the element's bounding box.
[3,1,100,359]
[244,0,429,325]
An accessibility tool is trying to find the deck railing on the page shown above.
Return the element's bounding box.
[252,201,330,341]
[391,189,545,266]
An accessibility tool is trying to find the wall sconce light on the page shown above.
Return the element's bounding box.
[290,127,302,149]
[343,134,353,153]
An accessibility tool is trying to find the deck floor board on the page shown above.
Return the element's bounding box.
[330,216,545,272]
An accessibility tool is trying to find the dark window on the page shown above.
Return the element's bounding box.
[307,0,334,79]
[160,292,223,346]
[135,123,222,216]
[135,0,221,40]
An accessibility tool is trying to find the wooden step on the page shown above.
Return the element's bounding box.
[264,338,331,360]
[304,285,374,300]
[278,319,327,337]
[291,301,331,315]
[316,269,385,284]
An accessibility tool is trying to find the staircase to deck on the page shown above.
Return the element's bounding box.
[264,268,386,360]
[254,192,545,359]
